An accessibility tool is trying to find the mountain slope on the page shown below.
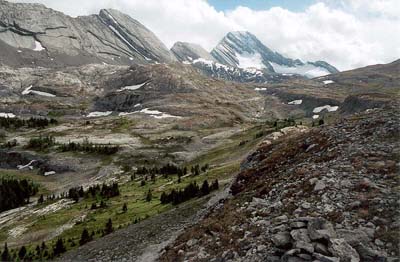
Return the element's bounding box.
[160,105,400,262]
[211,31,339,78]
[171,42,216,62]
[0,0,176,67]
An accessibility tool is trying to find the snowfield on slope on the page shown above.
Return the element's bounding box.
[313,105,339,113]
[117,82,148,91]
[288,100,303,105]
[271,62,330,78]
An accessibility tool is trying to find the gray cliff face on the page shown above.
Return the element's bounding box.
[210,31,339,77]
[171,42,216,62]
[0,0,176,67]
[211,31,299,71]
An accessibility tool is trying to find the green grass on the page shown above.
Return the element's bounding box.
[0,122,278,256]
[188,124,274,167]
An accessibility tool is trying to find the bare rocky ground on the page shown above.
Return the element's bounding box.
[160,105,400,262]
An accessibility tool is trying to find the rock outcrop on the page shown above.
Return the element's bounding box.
[160,105,400,262]
[171,42,216,62]
[0,0,176,67]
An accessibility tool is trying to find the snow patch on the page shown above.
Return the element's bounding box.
[118,112,135,116]
[0,113,16,118]
[17,50,22,53]
[30,90,55,97]
[33,40,45,51]
[270,62,330,78]
[288,100,303,105]
[139,108,182,119]
[22,85,55,97]
[313,105,339,113]
[87,111,113,118]
[192,58,214,67]
[44,171,56,176]
[117,82,147,92]
[312,115,320,119]
[22,85,32,95]
[244,68,263,76]
[17,160,36,170]
[254,87,266,91]
[237,52,264,69]
[323,80,334,84]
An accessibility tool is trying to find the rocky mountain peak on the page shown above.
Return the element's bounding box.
[0,0,176,67]
[211,31,339,78]
[171,41,216,62]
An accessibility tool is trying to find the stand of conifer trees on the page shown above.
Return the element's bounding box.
[25,135,119,155]
[59,140,119,155]
[0,177,38,212]
[135,163,209,177]
[160,179,219,205]
[0,117,58,129]
[67,183,120,202]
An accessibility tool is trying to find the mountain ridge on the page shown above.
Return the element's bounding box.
[0,0,176,67]
[210,31,339,77]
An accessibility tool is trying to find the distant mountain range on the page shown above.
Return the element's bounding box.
[173,32,338,79]
[0,0,338,78]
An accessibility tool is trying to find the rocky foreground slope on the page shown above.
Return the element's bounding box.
[160,105,400,262]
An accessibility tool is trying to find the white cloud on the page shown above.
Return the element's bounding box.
[7,0,400,70]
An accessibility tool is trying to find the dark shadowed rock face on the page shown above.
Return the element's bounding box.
[340,94,391,114]
[0,0,176,67]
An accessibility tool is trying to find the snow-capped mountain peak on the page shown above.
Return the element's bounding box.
[210,31,338,78]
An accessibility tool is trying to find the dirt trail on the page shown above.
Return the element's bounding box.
[59,182,232,262]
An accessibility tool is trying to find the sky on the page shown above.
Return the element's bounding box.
[8,0,400,71]
[208,0,315,12]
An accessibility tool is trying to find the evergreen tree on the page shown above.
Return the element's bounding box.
[41,241,47,252]
[160,192,167,204]
[104,218,113,235]
[35,245,41,256]
[79,228,91,246]
[122,203,128,213]
[200,180,210,196]
[0,178,39,212]
[211,179,219,191]
[318,119,325,126]
[53,238,66,256]
[145,189,152,202]
[18,245,27,259]
[38,194,44,204]
[1,243,10,262]
[196,165,200,176]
